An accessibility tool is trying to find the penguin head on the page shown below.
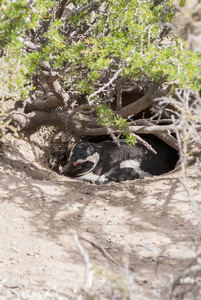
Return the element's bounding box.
[61,141,99,177]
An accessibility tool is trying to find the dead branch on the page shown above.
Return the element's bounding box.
[66,0,102,24]
[73,114,97,126]
[74,234,93,290]
[130,124,177,133]
[164,264,201,300]
[68,104,93,119]
[135,134,157,154]
[24,95,63,113]
[78,235,122,268]
[8,109,90,134]
[56,0,71,19]
[88,67,125,104]
[133,119,179,150]
[82,125,178,150]
[82,123,181,136]
[160,251,201,299]
[116,79,125,110]
[154,132,178,151]
[18,37,41,51]
[9,110,69,132]
[115,82,166,118]
[9,107,184,151]
[116,83,159,117]
[41,63,70,105]
[67,104,98,127]
[116,86,122,110]
[173,114,201,223]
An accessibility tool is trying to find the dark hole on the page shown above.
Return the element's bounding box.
[47,134,179,181]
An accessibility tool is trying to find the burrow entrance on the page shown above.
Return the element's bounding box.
[47,134,179,183]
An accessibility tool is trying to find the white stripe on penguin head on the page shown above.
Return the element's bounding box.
[73,152,100,167]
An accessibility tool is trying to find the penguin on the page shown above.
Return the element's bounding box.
[61,135,178,184]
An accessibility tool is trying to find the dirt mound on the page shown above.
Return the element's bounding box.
[0,134,200,299]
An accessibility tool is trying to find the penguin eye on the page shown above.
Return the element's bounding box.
[69,152,85,162]
[78,152,84,159]
[75,150,86,160]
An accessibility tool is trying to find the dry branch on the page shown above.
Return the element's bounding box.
[154,132,178,150]
[115,82,163,118]
[78,235,122,268]
[132,119,179,150]
[56,0,71,19]
[24,95,63,113]
[18,38,41,51]
[10,109,182,151]
[164,264,201,300]
[9,110,68,132]
[135,134,157,154]
[68,104,92,119]
[74,234,93,290]
[80,123,179,150]
[66,0,102,25]
[116,84,123,110]
[9,80,190,151]
[41,63,70,105]
[88,67,125,104]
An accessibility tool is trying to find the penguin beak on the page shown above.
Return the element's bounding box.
[60,160,73,174]
[60,159,83,175]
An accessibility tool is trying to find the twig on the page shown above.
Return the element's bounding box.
[164,264,201,300]
[172,114,201,223]
[74,234,93,290]
[105,126,121,146]
[87,67,125,104]
[67,0,101,19]
[116,84,123,110]
[135,134,157,154]
[68,104,93,119]
[78,234,122,268]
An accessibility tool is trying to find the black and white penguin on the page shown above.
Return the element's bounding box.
[61,135,178,184]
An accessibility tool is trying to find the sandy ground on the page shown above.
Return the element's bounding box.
[0,134,200,299]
